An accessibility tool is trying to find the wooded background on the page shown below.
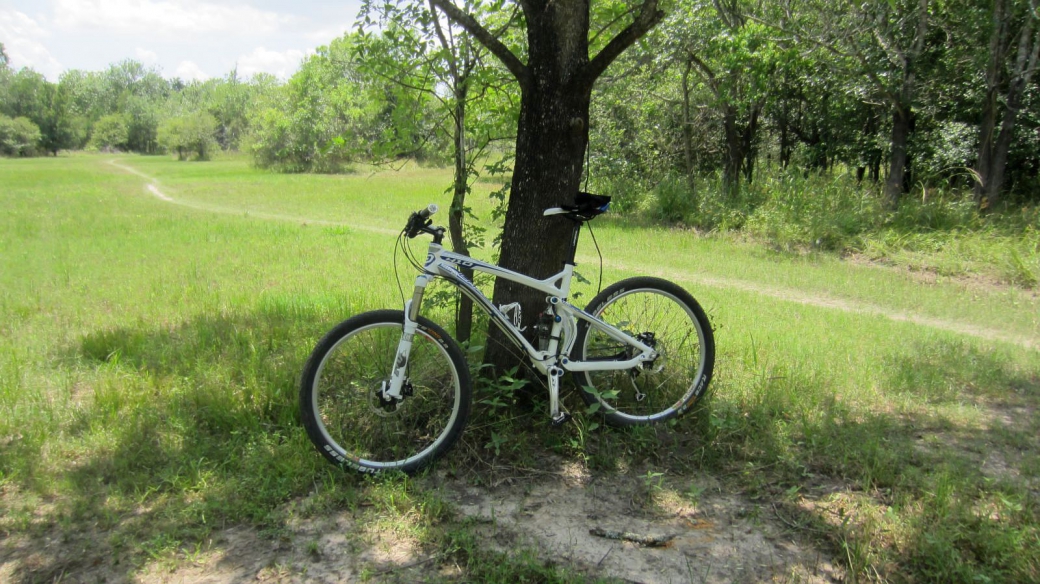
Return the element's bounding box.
[2,0,1038,215]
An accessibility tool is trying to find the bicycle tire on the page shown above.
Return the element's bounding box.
[299,309,471,474]
[572,277,714,427]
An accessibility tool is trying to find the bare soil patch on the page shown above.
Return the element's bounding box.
[0,466,843,583]
[442,467,842,583]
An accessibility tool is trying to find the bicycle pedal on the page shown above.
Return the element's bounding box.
[551,412,572,427]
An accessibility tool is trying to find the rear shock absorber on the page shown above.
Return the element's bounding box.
[534,309,555,351]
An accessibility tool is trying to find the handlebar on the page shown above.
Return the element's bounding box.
[405,204,444,241]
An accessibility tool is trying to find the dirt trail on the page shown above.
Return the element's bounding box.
[109,159,1038,352]
[598,258,1038,351]
[107,159,398,236]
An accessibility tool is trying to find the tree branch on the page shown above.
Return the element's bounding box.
[746,14,901,107]
[428,0,530,87]
[575,0,664,93]
[908,0,930,61]
[686,51,719,95]
[429,0,460,80]
[589,6,640,48]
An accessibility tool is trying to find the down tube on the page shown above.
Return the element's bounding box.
[436,267,539,356]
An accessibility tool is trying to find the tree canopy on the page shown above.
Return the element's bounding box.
[0,2,1037,211]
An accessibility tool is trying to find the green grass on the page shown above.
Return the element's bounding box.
[1,153,1038,582]
[618,169,1040,295]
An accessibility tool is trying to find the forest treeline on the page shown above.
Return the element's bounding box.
[2,0,1038,219]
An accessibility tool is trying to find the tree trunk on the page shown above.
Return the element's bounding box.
[880,0,929,207]
[449,80,474,343]
[681,60,697,188]
[742,105,760,184]
[428,0,663,376]
[483,19,592,370]
[722,103,761,192]
[974,0,1006,205]
[722,105,742,196]
[884,103,912,207]
[976,3,1039,210]
[983,33,1039,209]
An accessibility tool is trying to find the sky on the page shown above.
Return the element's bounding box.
[0,0,364,82]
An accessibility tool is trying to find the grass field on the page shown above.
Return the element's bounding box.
[1,153,1038,582]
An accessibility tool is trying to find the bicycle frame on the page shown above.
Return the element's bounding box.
[385,238,659,422]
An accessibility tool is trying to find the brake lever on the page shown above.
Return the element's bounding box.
[405,213,431,238]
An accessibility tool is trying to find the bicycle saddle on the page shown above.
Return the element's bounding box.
[544,192,612,220]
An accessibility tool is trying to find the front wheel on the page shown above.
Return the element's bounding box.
[572,277,714,427]
[299,309,471,474]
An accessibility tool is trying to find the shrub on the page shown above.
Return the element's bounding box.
[594,174,646,215]
[158,113,218,161]
[649,175,698,223]
[90,114,129,151]
[743,172,881,251]
[0,114,41,156]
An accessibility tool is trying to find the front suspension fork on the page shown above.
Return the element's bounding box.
[385,274,431,401]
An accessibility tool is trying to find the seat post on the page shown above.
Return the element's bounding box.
[564,219,582,265]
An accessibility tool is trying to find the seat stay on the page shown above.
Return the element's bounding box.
[551,300,658,372]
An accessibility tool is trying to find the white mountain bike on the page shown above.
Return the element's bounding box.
[300,193,715,474]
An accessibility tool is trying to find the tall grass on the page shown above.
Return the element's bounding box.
[608,169,1040,288]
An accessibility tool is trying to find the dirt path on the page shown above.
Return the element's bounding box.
[110,159,1038,352]
[599,258,1038,351]
[107,159,398,236]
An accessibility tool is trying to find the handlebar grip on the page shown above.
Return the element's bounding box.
[419,203,438,218]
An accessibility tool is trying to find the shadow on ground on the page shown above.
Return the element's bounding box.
[0,302,361,582]
[2,311,1037,582]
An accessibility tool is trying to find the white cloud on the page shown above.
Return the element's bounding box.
[304,23,353,43]
[237,46,307,80]
[135,47,158,65]
[174,60,208,81]
[0,9,63,80]
[53,0,298,37]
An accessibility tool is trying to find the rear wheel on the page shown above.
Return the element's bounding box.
[299,310,471,474]
[572,277,714,427]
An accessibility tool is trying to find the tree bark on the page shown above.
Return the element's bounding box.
[482,0,594,371]
[975,0,1039,209]
[742,104,760,184]
[882,0,929,207]
[427,0,482,342]
[884,102,912,207]
[721,103,761,193]
[722,105,742,195]
[974,0,1006,206]
[448,79,475,342]
[983,26,1039,209]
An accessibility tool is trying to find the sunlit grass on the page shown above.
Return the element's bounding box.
[1,153,1037,581]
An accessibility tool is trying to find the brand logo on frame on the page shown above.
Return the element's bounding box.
[443,256,476,268]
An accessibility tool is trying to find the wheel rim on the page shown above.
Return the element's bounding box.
[311,321,462,470]
[581,288,707,422]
